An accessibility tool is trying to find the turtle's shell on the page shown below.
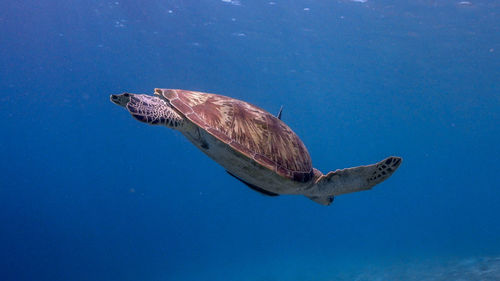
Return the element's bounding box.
[155,89,314,182]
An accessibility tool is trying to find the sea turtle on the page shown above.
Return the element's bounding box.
[110,89,402,205]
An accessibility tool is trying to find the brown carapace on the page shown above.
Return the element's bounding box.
[155,89,314,183]
[111,89,402,205]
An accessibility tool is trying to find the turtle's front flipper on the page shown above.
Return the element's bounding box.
[312,156,402,198]
[307,195,334,206]
[276,105,283,120]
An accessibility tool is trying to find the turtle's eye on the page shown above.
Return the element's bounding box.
[123,93,130,97]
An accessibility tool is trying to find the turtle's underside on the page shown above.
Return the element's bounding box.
[111,89,402,205]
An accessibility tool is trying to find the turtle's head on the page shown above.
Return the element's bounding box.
[110,92,185,129]
[110,93,131,107]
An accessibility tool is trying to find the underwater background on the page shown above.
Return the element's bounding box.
[1,0,499,280]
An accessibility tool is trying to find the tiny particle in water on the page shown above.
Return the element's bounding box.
[489,48,494,53]
[115,1,119,5]
[222,0,241,5]
[458,1,472,6]
[231,18,236,21]
[114,21,125,28]
[304,7,310,11]
[168,10,173,14]
[269,1,276,5]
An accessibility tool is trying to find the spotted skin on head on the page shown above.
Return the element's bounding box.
[114,93,184,128]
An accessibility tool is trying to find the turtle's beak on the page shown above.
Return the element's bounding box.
[110,93,131,107]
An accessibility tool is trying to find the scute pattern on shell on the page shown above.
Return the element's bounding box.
[155,89,313,182]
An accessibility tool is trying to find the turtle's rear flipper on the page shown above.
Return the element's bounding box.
[313,156,402,198]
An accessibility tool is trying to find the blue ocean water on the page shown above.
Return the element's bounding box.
[1,0,499,280]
